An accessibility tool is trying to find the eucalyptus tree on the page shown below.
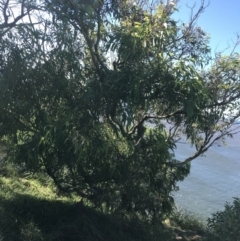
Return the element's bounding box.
[0,0,240,222]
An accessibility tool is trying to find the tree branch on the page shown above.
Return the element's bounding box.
[128,108,185,135]
[67,0,107,82]
[173,123,240,167]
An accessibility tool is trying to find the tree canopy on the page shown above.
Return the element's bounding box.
[0,0,240,222]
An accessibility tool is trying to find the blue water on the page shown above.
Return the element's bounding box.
[173,132,240,220]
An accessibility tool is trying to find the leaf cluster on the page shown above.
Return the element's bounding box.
[207,197,240,241]
[0,0,240,223]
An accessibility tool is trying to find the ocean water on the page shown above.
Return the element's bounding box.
[172,131,240,220]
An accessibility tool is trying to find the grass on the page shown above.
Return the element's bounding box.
[167,208,208,241]
[169,208,206,231]
[0,163,176,241]
[0,162,214,241]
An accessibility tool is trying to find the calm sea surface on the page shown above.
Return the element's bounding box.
[172,131,240,221]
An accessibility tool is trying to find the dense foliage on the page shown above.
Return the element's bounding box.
[0,165,174,241]
[207,197,240,241]
[0,0,240,222]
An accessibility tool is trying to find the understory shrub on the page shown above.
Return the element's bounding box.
[207,197,240,241]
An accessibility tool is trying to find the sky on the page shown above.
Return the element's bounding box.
[173,0,240,55]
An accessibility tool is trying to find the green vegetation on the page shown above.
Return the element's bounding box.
[170,208,206,232]
[0,165,174,241]
[1,164,239,241]
[207,198,240,241]
[0,0,240,239]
